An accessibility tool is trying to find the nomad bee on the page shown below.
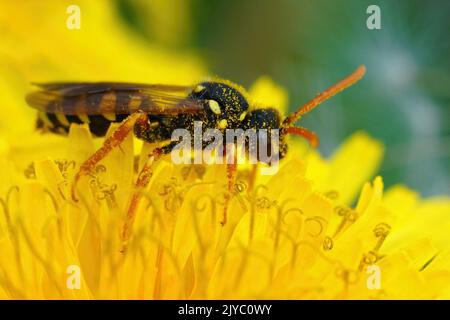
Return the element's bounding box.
[26,66,365,233]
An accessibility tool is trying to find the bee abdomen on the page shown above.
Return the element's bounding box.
[36,112,127,137]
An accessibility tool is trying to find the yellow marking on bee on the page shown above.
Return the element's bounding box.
[103,112,116,121]
[38,112,54,128]
[150,122,159,128]
[55,113,70,126]
[239,111,247,121]
[211,78,251,102]
[208,100,221,115]
[194,85,205,93]
[218,119,228,129]
[100,92,116,113]
[128,95,142,112]
[78,114,90,123]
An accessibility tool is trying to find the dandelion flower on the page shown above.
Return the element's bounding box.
[0,77,449,300]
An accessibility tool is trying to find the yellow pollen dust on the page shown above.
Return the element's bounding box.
[194,85,205,93]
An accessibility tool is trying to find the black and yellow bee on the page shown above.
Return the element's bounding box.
[26,65,365,228]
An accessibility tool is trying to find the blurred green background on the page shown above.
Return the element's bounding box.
[119,0,450,196]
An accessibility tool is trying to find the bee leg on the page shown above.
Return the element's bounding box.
[71,111,148,201]
[221,144,237,226]
[120,141,176,253]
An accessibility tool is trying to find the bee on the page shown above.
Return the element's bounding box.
[26,66,365,241]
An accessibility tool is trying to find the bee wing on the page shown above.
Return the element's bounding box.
[26,82,204,115]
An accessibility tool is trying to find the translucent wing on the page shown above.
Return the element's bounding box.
[26,82,204,115]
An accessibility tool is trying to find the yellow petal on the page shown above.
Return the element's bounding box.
[249,76,289,114]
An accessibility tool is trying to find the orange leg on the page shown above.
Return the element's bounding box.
[120,148,163,253]
[221,145,237,226]
[284,126,320,148]
[71,111,148,201]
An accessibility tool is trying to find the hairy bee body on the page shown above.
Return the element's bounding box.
[26,66,366,232]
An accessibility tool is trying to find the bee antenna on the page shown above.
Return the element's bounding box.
[282,65,366,127]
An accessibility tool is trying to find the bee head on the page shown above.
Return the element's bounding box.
[190,81,249,129]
